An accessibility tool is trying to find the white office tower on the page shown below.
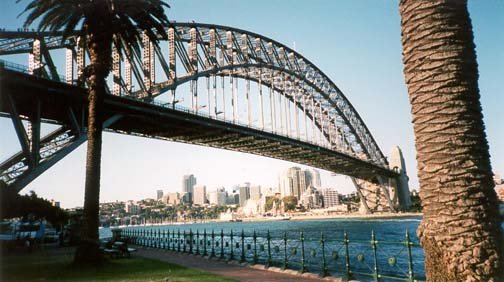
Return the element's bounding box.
[250,185,262,201]
[278,167,307,199]
[209,187,227,205]
[193,185,207,206]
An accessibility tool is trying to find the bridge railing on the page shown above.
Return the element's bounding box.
[118,227,425,282]
[0,59,66,82]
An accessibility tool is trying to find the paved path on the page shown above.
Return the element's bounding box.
[136,248,341,282]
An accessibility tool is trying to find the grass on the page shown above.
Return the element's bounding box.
[1,247,236,281]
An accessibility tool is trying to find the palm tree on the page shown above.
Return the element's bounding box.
[398,0,502,280]
[20,0,170,263]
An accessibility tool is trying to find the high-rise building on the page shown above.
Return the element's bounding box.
[193,185,207,206]
[279,167,308,199]
[305,169,321,188]
[321,188,341,208]
[156,189,164,200]
[209,187,227,205]
[238,183,250,207]
[182,174,197,203]
[300,186,323,209]
[279,170,294,197]
[250,185,261,201]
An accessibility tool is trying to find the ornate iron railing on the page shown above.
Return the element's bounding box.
[118,228,425,282]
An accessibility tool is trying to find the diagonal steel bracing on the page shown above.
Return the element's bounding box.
[0,22,407,212]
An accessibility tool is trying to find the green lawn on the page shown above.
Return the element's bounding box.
[1,247,236,281]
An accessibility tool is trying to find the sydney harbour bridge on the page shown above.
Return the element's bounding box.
[0,22,410,213]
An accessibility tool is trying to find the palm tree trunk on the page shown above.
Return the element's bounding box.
[399,0,503,280]
[74,31,111,264]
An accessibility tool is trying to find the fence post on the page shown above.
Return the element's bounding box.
[344,231,352,280]
[283,231,288,269]
[211,229,216,258]
[177,229,181,252]
[220,229,224,260]
[159,229,162,249]
[145,229,148,248]
[320,232,329,277]
[267,229,272,267]
[300,231,307,273]
[253,230,258,264]
[406,230,414,282]
[371,230,379,282]
[240,229,245,263]
[183,230,187,253]
[196,230,200,255]
[229,230,234,261]
[147,229,150,247]
[165,230,168,250]
[171,229,175,251]
[189,229,194,254]
[203,229,208,257]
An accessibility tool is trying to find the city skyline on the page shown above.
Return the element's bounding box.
[0,0,502,209]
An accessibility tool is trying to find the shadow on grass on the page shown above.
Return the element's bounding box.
[1,247,236,281]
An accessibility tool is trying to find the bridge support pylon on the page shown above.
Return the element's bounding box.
[354,146,411,213]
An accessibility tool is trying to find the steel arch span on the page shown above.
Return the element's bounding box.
[0,22,410,213]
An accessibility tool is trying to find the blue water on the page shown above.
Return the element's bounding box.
[100,216,425,281]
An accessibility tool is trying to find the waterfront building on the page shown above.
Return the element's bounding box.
[180,192,191,204]
[209,187,227,205]
[182,174,197,203]
[125,200,140,214]
[279,167,308,199]
[321,188,341,208]
[239,183,250,207]
[226,192,239,205]
[156,189,164,200]
[50,199,61,207]
[300,186,323,209]
[242,199,261,216]
[250,185,261,201]
[193,185,207,206]
[305,169,322,188]
[166,192,182,205]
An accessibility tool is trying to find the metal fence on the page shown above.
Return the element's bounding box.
[118,228,425,282]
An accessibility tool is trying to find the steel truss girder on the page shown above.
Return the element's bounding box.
[0,23,386,168]
[0,88,122,191]
[0,23,400,212]
[151,64,358,158]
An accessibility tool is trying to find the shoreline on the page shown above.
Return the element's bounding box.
[241,212,422,222]
[105,212,422,229]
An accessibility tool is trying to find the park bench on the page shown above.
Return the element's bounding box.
[101,241,137,258]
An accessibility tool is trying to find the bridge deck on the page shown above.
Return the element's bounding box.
[0,69,397,183]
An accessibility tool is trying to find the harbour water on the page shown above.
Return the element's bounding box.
[100,216,425,281]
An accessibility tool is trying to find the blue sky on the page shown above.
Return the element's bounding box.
[0,0,502,208]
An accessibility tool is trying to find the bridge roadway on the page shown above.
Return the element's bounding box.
[0,69,397,190]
